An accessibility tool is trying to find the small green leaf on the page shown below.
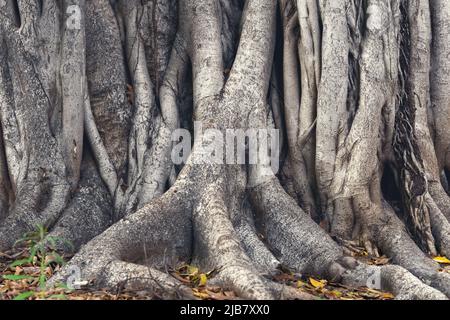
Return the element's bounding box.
[13,291,35,300]
[3,275,34,281]
[39,273,47,289]
[10,258,32,268]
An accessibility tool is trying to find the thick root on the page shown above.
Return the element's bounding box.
[341,263,447,300]
[49,188,192,290]
[375,202,450,297]
[233,202,281,275]
[191,184,277,299]
[250,178,343,278]
[100,261,195,300]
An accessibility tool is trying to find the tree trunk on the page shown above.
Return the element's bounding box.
[0,0,450,299]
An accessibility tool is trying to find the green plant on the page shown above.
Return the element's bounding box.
[1,225,73,300]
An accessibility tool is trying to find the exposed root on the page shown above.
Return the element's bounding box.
[191,182,277,299]
[233,201,281,275]
[374,201,450,297]
[100,261,195,300]
[2,0,450,302]
[49,166,320,300]
[250,177,344,278]
[48,187,192,289]
[341,263,447,300]
[426,195,450,257]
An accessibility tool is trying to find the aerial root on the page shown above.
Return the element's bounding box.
[48,239,195,300]
[48,178,317,300]
[212,265,276,299]
[429,272,450,298]
[237,232,281,276]
[250,179,450,299]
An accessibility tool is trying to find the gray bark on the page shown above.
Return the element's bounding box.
[0,0,450,300]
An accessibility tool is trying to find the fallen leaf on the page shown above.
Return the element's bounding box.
[328,290,343,298]
[382,293,394,299]
[13,291,34,300]
[192,288,209,299]
[433,256,450,264]
[309,277,327,289]
[199,274,207,287]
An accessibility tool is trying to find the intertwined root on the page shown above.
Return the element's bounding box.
[2,0,450,302]
[316,188,450,298]
[48,173,308,300]
[47,166,450,300]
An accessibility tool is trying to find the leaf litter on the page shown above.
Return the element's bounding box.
[4,245,434,300]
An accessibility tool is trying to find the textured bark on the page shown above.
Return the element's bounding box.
[0,0,449,300]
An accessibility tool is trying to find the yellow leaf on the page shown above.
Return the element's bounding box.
[185,265,199,277]
[189,266,199,274]
[382,293,394,299]
[309,277,327,289]
[199,274,207,287]
[433,256,450,264]
[192,289,209,299]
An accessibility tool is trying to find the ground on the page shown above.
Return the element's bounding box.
[2,239,449,300]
